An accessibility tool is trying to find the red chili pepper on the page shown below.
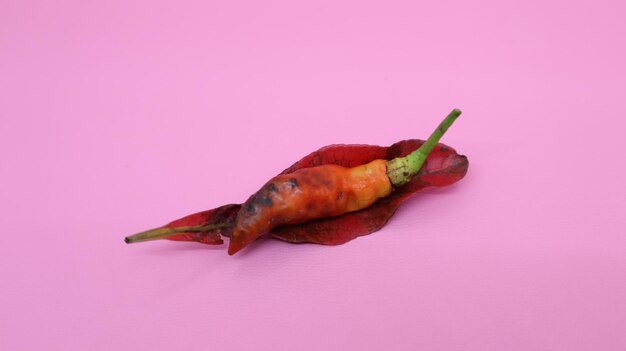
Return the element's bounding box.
[125,109,469,255]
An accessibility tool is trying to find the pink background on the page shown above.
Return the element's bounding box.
[2,0,625,350]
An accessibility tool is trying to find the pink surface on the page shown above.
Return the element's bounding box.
[2,0,625,350]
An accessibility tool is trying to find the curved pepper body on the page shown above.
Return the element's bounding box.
[228,159,392,255]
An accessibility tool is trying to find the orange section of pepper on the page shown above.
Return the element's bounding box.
[228,159,392,255]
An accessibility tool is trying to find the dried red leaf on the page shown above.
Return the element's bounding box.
[164,204,240,244]
[162,139,467,246]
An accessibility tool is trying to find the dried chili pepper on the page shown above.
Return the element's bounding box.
[125,109,468,255]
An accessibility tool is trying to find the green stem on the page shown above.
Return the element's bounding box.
[386,109,462,187]
[124,223,229,244]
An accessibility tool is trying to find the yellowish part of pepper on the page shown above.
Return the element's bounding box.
[344,159,393,211]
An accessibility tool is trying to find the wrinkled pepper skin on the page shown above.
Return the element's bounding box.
[228,160,392,255]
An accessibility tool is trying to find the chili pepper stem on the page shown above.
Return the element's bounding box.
[386,108,462,187]
[124,223,228,243]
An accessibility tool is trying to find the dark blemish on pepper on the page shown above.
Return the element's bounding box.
[287,178,299,189]
[337,192,344,201]
[258,195,273,207]
[311,172,333,188]
[245,202,256,213]
[266,183,278,192]
[440,145,449,151]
